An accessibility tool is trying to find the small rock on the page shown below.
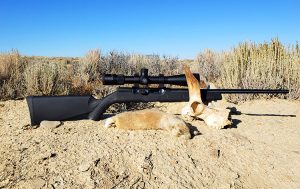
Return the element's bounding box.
[49,176,64,189]
[29,178,45,189]
[136,181,145,189]
[50,153,57,158]
[40,121,61,128]
[78,162,90,172]
[210,149,221,158]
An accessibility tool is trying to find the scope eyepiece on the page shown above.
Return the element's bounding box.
[102,68,200,86]
[102,74,125,85]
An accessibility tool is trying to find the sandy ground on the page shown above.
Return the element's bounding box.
[0,99,299,189]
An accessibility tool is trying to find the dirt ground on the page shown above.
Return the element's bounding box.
[0,99,299,189]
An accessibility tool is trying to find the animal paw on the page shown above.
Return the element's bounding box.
[171,127,191,139]
[104,117,116,129]
[207,119,232,130]
[208,124,224,130]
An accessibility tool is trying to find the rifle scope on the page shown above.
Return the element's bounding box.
[103,68,200,86]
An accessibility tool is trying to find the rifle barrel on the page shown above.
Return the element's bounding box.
[206,89,289,94]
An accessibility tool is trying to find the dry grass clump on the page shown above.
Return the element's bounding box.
[220,39,300,102]
[24,62,70,96]
[0,51,17,80]
[70,49,102,95]
[195,39,300,102]
[196,49,222,83]
[0,49,179,110]
[1,39,299,104]
[0,50,27,99]
[128,54,180,75]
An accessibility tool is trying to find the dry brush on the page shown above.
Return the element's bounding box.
[0,39,299,104]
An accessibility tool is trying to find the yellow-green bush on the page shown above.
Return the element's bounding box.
[196,39,300,102]
[1,39,299,103]
[219,39,300,101]
[0,50,27,99]
[24,62,70,96]
[196,49,222,83]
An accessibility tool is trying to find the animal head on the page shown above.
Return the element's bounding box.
[202,108,232,129]
[182,65,231,129]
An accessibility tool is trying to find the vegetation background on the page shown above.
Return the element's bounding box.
[0,39,299,104]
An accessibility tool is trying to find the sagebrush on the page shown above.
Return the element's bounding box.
[196,39,300,102]
[1,39,299,104]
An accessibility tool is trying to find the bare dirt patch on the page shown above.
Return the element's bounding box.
[0,99,299,188]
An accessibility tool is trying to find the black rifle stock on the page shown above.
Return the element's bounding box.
[26,87,289,125]
[26,68,289,125]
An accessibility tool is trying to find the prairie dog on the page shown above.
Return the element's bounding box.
[104,109,191,139]
[182,65,231,129]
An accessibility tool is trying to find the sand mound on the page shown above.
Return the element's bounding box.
[0,99,299,188]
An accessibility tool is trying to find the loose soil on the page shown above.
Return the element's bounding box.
[0,99,299,189]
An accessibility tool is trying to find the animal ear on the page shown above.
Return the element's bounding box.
[190,101,204,115]
[190,101,200,113]
[183,64,203,103]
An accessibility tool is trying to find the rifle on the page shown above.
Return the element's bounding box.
[26,68,289,125]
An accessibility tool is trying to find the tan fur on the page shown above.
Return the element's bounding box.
[104,109,191,139]
[183,65,203,103]
[197,107,232,129]
[182,65,231,129]
[199,80,209,89]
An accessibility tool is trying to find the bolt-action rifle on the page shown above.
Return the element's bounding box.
[26,68,289,125]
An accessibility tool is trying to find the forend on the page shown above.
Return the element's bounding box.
[102,68,200,86]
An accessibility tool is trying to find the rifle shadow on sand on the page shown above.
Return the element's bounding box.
[223,107,296,129]
[227,107,296,117]
[224,119,242,129]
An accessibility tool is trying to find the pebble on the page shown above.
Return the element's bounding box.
[49,176,64,189]
[40,121,62,128]
[29,178,45,189]
[78,162,90,172]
